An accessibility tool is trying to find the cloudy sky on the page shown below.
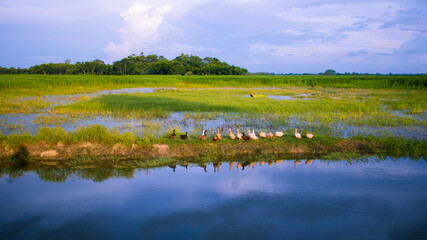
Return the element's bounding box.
[0,0,426,73]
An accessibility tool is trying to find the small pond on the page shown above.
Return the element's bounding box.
[1,157,426,239]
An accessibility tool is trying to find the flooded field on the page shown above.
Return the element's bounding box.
[0,87,425,140]
[1,156,426,239]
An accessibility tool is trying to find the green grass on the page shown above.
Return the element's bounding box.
[1,75,426,98]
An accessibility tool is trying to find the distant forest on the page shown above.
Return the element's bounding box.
[0,53,248,76]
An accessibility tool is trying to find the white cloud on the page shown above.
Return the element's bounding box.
[103,0,219,61]
[251,2,417,62]
[104,3,172,60]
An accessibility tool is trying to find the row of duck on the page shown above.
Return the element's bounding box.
[168,128,314,141]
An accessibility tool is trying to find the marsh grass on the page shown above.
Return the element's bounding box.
[55,89,425,129]
[1,75,426,94]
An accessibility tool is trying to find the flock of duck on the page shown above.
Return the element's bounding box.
[168,128,314,141]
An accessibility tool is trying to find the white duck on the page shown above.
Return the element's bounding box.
[247,130,258,140]
[236,129,243,140]
[306,132,314,139]
[259,131,267,138]
[275,131,284,137]
[252,129,259,140]
[295,128,301,139]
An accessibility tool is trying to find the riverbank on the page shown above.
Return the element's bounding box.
[1,133,424,170]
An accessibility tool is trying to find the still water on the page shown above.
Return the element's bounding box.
[1,157,426,240]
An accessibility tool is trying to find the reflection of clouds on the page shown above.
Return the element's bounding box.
[1,157,426,237]
[137,192,399,239]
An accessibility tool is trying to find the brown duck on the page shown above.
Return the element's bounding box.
[168,129,176,139]
[180,132,189,140]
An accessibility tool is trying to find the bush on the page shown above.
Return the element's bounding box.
[115,132,135,146]
[36,127,68,143]
[74,124,114,144]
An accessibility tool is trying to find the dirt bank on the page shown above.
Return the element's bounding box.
[1,138,384,162]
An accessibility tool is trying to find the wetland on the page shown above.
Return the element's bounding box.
[0,74,426,239]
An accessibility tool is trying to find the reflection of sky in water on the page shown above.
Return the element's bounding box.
[1,158,426,239]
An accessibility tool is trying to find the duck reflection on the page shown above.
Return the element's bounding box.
[213,162,222,172]
[229,161,235,171]
[236,162,242,173]
[248,162,256,170]
[198,164,207,172]
[17,158,324,183]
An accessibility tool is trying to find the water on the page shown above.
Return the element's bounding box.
[267,95,311,100]
[1,157,426,239]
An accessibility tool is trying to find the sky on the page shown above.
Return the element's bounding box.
[0,0,426,73]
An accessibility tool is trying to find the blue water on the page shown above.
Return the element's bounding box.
[1,157,426,239]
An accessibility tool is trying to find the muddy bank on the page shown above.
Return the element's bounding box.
[1,138,388,163]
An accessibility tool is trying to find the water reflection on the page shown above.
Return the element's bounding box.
[0,157,426,239]
[2,157,425,183]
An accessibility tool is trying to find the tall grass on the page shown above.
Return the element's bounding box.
[1,75,426,94]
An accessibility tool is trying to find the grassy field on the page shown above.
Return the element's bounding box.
[1,75,426,96]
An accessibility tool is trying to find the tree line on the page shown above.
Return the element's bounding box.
[0,53,248,75]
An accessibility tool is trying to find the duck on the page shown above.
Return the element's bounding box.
[251,129,259,140]
[236,129,243,140]
[168,129,176,139]
[213,134,218,142]
[259,131,267,138]
[294,159,301,168]
[228,129,235,140]
[295,128,301,139]
[275,131,284,137]
[180,132,189,140]
[267,133,274,139]
[250,93,255,97]
[305,159,313,164]
[242,132,251,141]
[216,128,222,140]
[306,132,314,139]
[247,130,258,140]
[197,129,208,140]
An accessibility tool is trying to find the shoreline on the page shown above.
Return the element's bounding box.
[2,135,425,170]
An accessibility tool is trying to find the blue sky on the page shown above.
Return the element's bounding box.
[0,0,426,73]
